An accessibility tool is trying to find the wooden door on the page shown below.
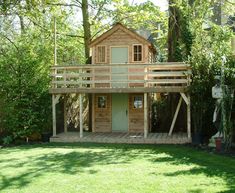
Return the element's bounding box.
[112,94,128,132]
[111,47,128,88]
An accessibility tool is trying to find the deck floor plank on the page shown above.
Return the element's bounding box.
[50,132,191,144]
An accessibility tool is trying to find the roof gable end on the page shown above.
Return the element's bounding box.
[90,23,152,47]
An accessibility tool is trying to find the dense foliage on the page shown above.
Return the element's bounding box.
[188,2,235,148]
[0,27,52,144]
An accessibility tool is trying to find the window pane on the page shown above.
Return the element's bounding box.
[133,45,142,61]
[98,46,105,63]
[98,96,106,108]
[134,53,137,61]
[133,96,143,109]
[134,45,137,52]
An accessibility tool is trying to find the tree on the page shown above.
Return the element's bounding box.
[0,0,74,143]
[0,30,52,143]
[187,0,234,146]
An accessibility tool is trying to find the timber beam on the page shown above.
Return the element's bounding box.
[168,93,191,139]
[49,87,188,94]
[144,93,148,138]
[52,94,61,137]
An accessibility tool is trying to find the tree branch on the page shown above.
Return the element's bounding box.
[225,0,235,5]
[91,23,110,40]
[73,0,82,7]
[91,1,106,21]
[1,34,19,52]
[28,18,84,39]
[58,32,84,38]
[46,3,81,8]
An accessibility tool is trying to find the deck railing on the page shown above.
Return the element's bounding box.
[50,62,191,93]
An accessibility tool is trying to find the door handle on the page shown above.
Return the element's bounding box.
[126,110,128,116]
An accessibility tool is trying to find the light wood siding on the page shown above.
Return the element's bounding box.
[94,94,111,132]
[94,68,110,88]
[128,93,144,133]
[129,67,144,87]
[90,26,154,134]
[92,29,149,64]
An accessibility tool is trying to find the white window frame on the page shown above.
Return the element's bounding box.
[97,95,107,109]
[133,95,143,109]
[132,44,143,62]
[97,45,106,63]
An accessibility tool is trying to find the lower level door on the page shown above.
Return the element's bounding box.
[112,94,128,132]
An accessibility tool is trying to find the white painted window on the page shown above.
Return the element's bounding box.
[133,96,143,109]
[97,46,106,63]
[98,96,107,108]
[133,45,142,62]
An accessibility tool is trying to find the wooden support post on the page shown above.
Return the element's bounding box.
[149,93,152,133]
[180,92,189,105]
[52,95,57,137]
[144,93,148,138]
[52,94,60,137]
[187,94,191,139]
[64,95,67,133]
[92,94,95,132]
[168,96,182,136]
[79,94,83,138]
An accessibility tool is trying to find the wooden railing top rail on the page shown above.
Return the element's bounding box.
[51,62,190,69]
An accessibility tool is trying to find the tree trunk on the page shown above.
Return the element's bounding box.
[19,15,25,34]
[167,0,181,62]
[82,0,91,64]
[81,0,92,131]
[166,0,184,133]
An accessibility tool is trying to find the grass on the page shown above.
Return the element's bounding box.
[0,143,235,193]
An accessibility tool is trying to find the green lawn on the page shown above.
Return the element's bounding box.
[0,143,235,193]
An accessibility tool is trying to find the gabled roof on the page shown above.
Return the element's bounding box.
[89,23,152,47]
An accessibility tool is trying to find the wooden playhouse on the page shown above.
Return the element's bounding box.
[50,23,192,144]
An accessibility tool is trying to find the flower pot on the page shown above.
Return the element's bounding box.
[41,132,52,142]
[215,137,222,152]
[192,133,202,145]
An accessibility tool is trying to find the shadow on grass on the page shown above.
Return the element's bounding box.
[0,144,144,191]
[0,143,235,192]
[148,146,235,193]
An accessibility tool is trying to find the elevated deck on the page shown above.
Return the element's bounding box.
[50,62,191,94]
[50,132,191,144]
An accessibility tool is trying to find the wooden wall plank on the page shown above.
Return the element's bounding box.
[94,94,112,132]
[128,94,144,133]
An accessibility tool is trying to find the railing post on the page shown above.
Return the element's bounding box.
[63,68,66,88]
[52,68,55,89]
[92,67,95,88]
[144,65,148,88]
[187,66,191,86]
[79,68,82,88]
